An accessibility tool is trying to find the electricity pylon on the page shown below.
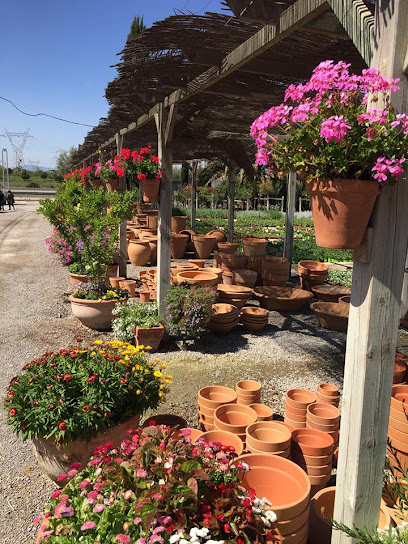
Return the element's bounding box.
[3,129,32,170]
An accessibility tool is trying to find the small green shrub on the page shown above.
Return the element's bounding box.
[328,269,353,287]
[27,181,39,188]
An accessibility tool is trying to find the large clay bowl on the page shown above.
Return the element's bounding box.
[306,403,340,426]
[286,389,317,410]
[214,404,257,433]
[246,421,291,452]
[298,261,329,276]
[199,267,222,282]
[200,430,244,455]
[235,454,311,521]
[218,284,253,297]
[317,383,339,397]
[311,284,351,303]
[311,302,349,332]
[211,303,238,317]
[241,307,269,318]
[254,286,313,312]
[176,271,219,288]
[198,385,237,410]
[292,429,334,456]
[236,380,262,395]
[249,403,274,421]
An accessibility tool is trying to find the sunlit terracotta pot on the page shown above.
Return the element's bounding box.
[266,520,308,543]
[249,403,274,422]
[247,443,290,459]
[242,238,268,256]
[390,384,408,412]
[188,259,206,268]
[109,276,126,289]
[135,324,164,352]
[307,419,339,433]
[297,461,332,477]
[139,178,160,203]
[311,284,352,303]
[139,289,150,303]
[171,216,187,233]
[285,408,307,423]
[147,237,158,264]
[317,383,339,397]
[192,235,216,259]
[206,229,227,249]
[292,429,334,457]
[198,385,237,410]
[200,430,244,455]
[128,240,151,266]
[176,270,218,288]
[172,428,203,442]
[286,389,316,410]
[199,267,222,282]
[142,413,187,428]
[246,421,291,453]
[123,280,137,298]
[389,414,408,434]
[394,359,407,384]
[291,450,332,467]
[284,414,306,429]
[170,234,188,259]
[218,242,239,253]
[306,403,340,426]
[214,404,257,433]
[69,296,127,331]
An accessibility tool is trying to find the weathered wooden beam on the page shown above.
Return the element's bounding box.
[115,133,127,278]
[284,172,296,265]
[332,1,408,542]
[227,166,236,242]
[190,161,198,232]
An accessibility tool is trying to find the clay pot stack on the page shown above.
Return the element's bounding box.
[249,403,274,422]
[200,430,244,455]
[242,238,267,257]
[193,235,217,259]
[170,263,197,282]
[217,285,252,310]
[306,403,340,451]
[394,353,408,383]
[214,404,257,449]
[208,303,240,335]
[198,385,237,432]
[240,307,269,332]
[232,269,257,288]
[246,421,291,458]
[220,251,247,275]
[316,383,340,408]
[285,388,317,429]
[291,428,334,492]
[236,380,262,405]
[217,242,239,253]
[262,256,290,287]
[237,453,311,544]
[246,255,265,286]
[298,260,329,291]
[388,384,408,472]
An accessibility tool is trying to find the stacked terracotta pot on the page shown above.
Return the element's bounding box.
[232,269,257,288]
[246,421,291,458]
[394,353,407,383]
[262,256,290,286]
[249,403,274,422]
[240,307,268,331]
[214,403,257,449]
[200,430,244,455]
[208,303,239,335]
[291,428,334,492]
[306,403,340,451]
[298,261,328,291]
[316,383,340,408]
[284,388,317,429]
[388,384,408,471]
[246,255,265,286]
[236,380,262,405]
[220,251,246,275]
[242,238,267,257]
[217,285,252,310]
[198,385,237,432]
[237,453,311,544]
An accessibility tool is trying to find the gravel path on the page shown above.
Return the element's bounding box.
[1,201,405,544]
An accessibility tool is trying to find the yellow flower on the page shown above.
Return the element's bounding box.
[136,389,141,395]
[138,378,143,384]
[165,379,171,384]
[93,340,103,345]
[160,363,167,369]
[158,392,163,398]
[144,369,149,374]
[160,384,164,390]
[153,371,163,378]
[91,351,96,357]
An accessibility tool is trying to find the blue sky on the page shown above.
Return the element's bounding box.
[0,0,226,168]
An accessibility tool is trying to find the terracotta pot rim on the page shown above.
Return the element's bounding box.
[69,296,127,305]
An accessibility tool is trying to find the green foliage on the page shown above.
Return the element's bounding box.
[332,521,408,543]
[40,171,48,179]
[56,146,78,175]
[127,15,146,39]
[112,301,162,342]
[172,206,187,217]
[328,269,353,287]
[26,181,40,188]
[21,169,30,180]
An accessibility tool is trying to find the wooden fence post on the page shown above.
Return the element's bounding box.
[227,166,236,242]
[284,173,296,265]
[115,134,127,278]
[190,161,198,232]
[332,1,408,541]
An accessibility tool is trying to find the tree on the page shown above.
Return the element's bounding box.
[40,171,48,179]
[56,146,78,175]
[127,16,146,40]
[21,170,30,180]
[180,162,189,185]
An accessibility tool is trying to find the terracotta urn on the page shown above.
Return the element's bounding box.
[171,216,187,233]
[192,235,216,259]
[170,234,188,259]
[69,296,127,331]
[128,240,151,266]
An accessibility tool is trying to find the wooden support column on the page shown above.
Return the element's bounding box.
[227,166,236,242]
[284,172,296,265]
[115,134,127,278]
[155,101,178,315]
[332,2,408,542]
[190,161,198,232]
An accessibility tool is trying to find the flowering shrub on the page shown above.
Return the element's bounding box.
[45,226,74,265]
[164,284,214,346]
[251,60,408,183]
[71,282,129,301]
[4,341,171,446]
[120,146,163,182]
[34,425,275,543]
[112,301,162,342]
[96,156,126,181]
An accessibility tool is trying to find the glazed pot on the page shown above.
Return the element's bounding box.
[198,385,237,410]
[139,178,160,203]
[311,284,352,303]
[170,234,188,259]
[128,240,151,266]
[192,235,216,259]
[142,413,187,428]
[292,428,334,457]
[32,413,141,483]
[200,430,244,455]
[306,178,380,249]
[246,421,291,452]
[214,404,257,433]
[69,296,127,331]
[249,403,274,421]
[135,324,164,352]
[236,453,311,521]
[311,301,349,332]
[242,238,268,256]
[123,280,137,298]
[171,216,187,233]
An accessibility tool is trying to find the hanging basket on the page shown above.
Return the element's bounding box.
[105,179,119,192]
[306,178,380,249]
[139,178,160,203]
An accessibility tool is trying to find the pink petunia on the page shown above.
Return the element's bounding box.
[81,521,96,531]
[116,535,131,543]
[93,503,105,513]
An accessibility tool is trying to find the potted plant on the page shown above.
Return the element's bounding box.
[4,340,172,481]
[251,60,408,249]
[121,145,163,202]
[112,300,164,351]
[34,425,276,543]
[95,156,125,191]
[164,283,214,348]
[69,281,128,330]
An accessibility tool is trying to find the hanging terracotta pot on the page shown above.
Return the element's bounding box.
[135,324,164,352]
[128,240,151,266]
[171,216,187,233]
[139,178,160,203]
[105,179,119,192]
[170,234,188,259]
[305,178,380,249]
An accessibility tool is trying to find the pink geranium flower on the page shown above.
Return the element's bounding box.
[81,521,96,531]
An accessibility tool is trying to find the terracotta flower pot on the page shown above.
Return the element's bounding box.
[391,384,408,412]
[172,428,203,442]
[284,414,307,429]
[147,213,159,230]
[171,216,187,233]
[147,237,158,264]
[311,284,352,303]
[199,267,222,282]
[242,238,268,256]
[105,179,119,192]
[214,404,257,433]
[142,413,187,428]
[123,280,137,297]
[246,421,291,452]
[286,389,316,410]
[192,235,216,259]
[317,383,340,397]
[218,242,239,253]
[32,413,141,482]
[253,286,313,312]
[292,428,334,456]
[249,403,274,421]
[307,419,339,434]
[69,296,127,331]
[206,230,227,249]
[135,324,164,351]
[139,289,150,303]
[233,269,258,288]
[285,408,307,423]
[291,450,332,467]
[139,178,160,203]
[306,178,380,249]
[394,359,407,384]
[200,430,244,455]
[128,240,151,266]
[221,251,246,270]
[170,234,188,259]
[188,259,206,268]
[306,403,340,426]
[109,276,126,289]
[176,270,219,289]
[311,301,349,332]
[198,385,237,410]
[237,379,261,395]
[179,229,196,252]
[246,442,291,459]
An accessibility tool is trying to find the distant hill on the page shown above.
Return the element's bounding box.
[22,165,55,172]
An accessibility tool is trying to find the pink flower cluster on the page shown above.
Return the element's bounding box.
[45,227,73,264]
[372,157,406,182]
[320,115,351,143]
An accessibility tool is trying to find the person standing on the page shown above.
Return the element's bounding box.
[0,190,5,211]
[6,190,15,210]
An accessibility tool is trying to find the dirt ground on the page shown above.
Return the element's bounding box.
[0,200,406,544]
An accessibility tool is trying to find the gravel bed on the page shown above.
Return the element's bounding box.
[1,201,406,543]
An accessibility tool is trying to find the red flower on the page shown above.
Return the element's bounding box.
[76,337,82,343]
[63,374,72,382]
[224,523,231,533]
[120,148,131,160]
[87,374,99,383]
[7,390,15,397]
[8,408,17,417]
[151,155,160,164]
[116,167,125,178]
[82,405,90,412]
[120,378,127,385]
[58,421,67,431]
[137,173,147,181]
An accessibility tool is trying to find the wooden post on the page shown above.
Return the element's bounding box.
[298,197,302,212]
[284,173,296,264]
[155,101,178,315]
[115,134,127,278]
[281,196,284,212]
[227,166,236,242]
[190,161,198,232]
[332,2,408,541]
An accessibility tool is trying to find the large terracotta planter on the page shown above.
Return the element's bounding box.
[311,301,349,332]
[128,240,151,266]
[176,270,219,288]
[233,269,257,288]
[218,242,239,253]
[135,324,164,351]
[242,238,268,256]
[171,216,187,233]
[32,413,141,482]
[105,178,119,191]
[306,178,380,249]
[254,286,313,312]
[69,264,118,288]
[311,284,352,303]
[170,234,188,259]
[192,235,216,259]
[69,296,127,330]
[139,178,160,203]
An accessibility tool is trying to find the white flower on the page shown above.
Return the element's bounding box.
[169,535,180,543]
[264,509,277,523]
[179,540,189,544]
[158,478,165,486]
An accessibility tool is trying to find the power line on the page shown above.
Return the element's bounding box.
[0,96,96,128]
